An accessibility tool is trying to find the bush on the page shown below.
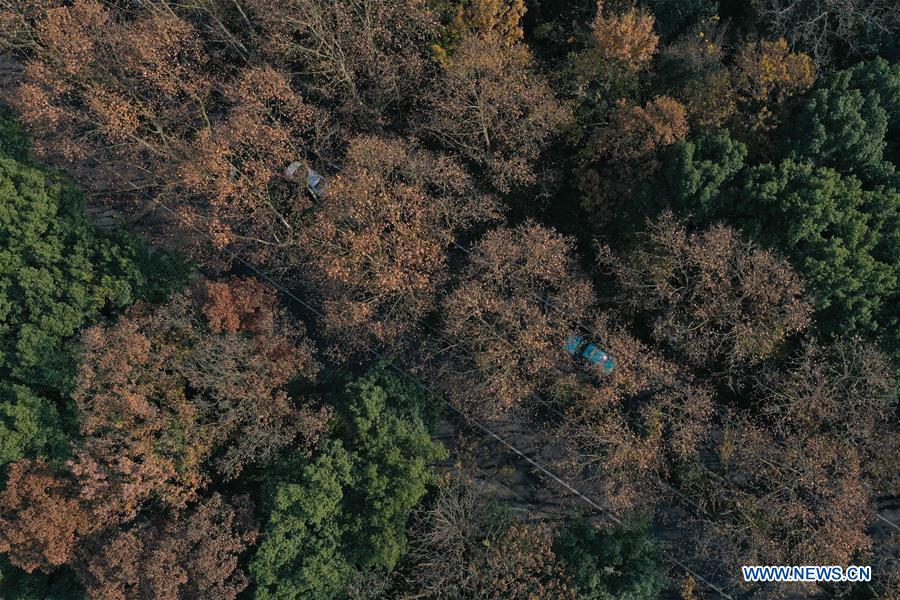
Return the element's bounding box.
[251,365,447,599]
[554,514,665,600]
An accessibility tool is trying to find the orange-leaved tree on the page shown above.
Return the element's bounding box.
[299,136,499,357]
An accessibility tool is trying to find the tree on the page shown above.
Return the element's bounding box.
[3,1,212,183]
[72,278,327,509]
[699,419,872,593]
[679,339,897,592]
[554,514,665,600]
[754,339,898,495]
[544,317,714,511]
[0,459,93,573]
[600,213,812,384]
[781,59,898,184]
[579,96,688,223]
[299,136,498,357]
[245,0,436,124]
[175,66,324,265]
[590,97,689,165]
[589,0,659,72]
[401,474,503,597]
[735,160,899,353]
[250,440,354,600]
[0,155,165,391]
[251,365,446,600]
[627,128,748,232]
[731,38,816,139]
[465,523,575,599]
[0,383,68,466]
[73,494,257,600]
[754,0,900,67]
[402,476,575,599]
[652,25,736,129]
[434,222,596,417]
[430,0,527,60]
[420,34,570,192]
[72,301,207,511]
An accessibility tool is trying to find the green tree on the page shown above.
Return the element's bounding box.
[554,514,665,600]
[0,118,190,473]
[251,441,354,600]
[781,64,895,185]
[0,155,187,392]
[251,365,446,599]
[627,129,747,231]
[0,384,69,467]
[735,160,899,350]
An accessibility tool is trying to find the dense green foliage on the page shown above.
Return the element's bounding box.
[0,383,68,466]
[0,154,188,392]
[555,514,665,600]
[782,59,900,184]
[251,365,446,599]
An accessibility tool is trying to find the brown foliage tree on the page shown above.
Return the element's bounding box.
[402,475,575,599]
[470,523,575,599]
[731,38,816,137]
[300,136,499,357]
[591,97,689,164]
[684,339,896,591]
[654,25,737,129]
[73,494,258,600]
[175,66,325,264]
[600,213,812,385]
[431,0,527,60]
[421,34,570,192]
[4,1,211,177]
[188,279,329,477]
[589,0,659,72]
[703,419,871,592]
[434,222,594,417]
[2,2,334,267]
[245,0,436,123]
[754,339,899,496]
[580,96,688,221]
[73,303,208,509]
[72,278,327,509]
[0,459,93,572]
[544,316,714,511]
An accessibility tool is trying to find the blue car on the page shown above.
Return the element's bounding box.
[564,335,615,374]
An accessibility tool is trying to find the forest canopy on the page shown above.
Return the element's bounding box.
[0,0,897,598]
